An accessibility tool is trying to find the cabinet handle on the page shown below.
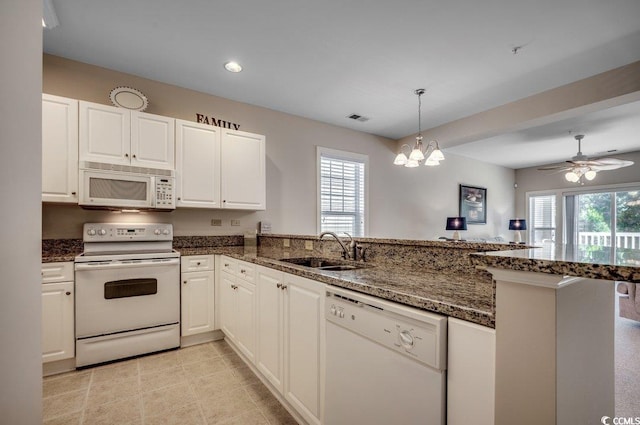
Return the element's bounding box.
[125,153,129,158]
[196,262,201,266]
[281,285,288,291]
[178,197,181,201]
[224,263,229,267]
[276,283,282,288]
[71,192,77,195]
[183,281,187,284]
[132,154,136,158]
[240,269,246,274]
[65,291,71,296]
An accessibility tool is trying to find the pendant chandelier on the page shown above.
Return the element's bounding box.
[393,89,445,167]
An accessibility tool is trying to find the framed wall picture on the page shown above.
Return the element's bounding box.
[459,184,487,224]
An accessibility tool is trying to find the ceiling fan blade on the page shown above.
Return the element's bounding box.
[537,165,568,170]
[589,158,635,170]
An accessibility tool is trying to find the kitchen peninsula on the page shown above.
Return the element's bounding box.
[472,244,640,425]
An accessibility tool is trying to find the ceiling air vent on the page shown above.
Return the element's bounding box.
[347,114,370,122]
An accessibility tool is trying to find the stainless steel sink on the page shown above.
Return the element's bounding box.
[279,257,369,271]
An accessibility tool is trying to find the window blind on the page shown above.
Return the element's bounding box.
[320,154,365,236]
[529,195,556,244]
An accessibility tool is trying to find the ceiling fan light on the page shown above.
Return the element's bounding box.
[565,171,579,182]
[584,170,597,180]
[393,152,408,166]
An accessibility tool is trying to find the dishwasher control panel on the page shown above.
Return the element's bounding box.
[326,289,447,370]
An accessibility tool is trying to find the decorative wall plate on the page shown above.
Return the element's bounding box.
[109,86,148,111]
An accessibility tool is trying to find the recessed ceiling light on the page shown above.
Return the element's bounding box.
[224,61,243,73]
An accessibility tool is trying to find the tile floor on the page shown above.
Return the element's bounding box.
[42,340,298,425]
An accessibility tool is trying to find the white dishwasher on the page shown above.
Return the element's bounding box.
[325,287,447,425]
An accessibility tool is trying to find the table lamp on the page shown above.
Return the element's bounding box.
[509,219,527,243]
[446,217,467,240]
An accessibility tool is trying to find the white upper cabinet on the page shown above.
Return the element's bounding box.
[176,121,266,210]
[42,94,79,203]
[131,111,175,169]
[79,101,174,170]
[175,119,221,208]
[221,129,266,210]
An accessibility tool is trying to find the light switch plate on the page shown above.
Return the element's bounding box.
[283,238,290,247]
[211,219,222,226]
[231,220,240,226]
[305,240,314,250]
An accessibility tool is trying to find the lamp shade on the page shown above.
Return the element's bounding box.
[508,219,527,231]
[446,217,467,231]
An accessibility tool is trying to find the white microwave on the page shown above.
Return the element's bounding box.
[79,162,175,210]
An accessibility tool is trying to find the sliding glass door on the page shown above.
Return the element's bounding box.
[569,189,640,255]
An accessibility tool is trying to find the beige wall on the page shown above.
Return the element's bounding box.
[1,0,43,422]
[43,54,515,240]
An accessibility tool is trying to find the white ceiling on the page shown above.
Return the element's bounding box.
[43,0,640,168]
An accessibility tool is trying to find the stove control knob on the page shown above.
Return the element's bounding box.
[98,228,107,236]
[162,229,170,235]
[87,228,96,236]
[154,229,161,235]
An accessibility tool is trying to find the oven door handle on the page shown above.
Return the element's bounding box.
[75,258,180,271]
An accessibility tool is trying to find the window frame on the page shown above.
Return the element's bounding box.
[316,146,369,237]
[525,181,640,248]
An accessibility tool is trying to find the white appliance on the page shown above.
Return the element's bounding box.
[325,287,447,425]
[79,161,175,210]
[74,223,180,367]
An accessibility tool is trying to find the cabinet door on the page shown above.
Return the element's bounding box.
[219,271,236,340]
[234,279,256,364]
[79,101,131,165]
[256,266,284,392]
[447,318,495,425]
[220,129,265,210]
[131,111,175,170]
[175,119,221,208]
[42,281,75,363]
[42,94,79,203]
[181,270,215,337]
[283,274,324,425]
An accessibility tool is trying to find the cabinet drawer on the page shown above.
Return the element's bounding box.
[237,261,255,283]
[181,255,214,272]
[220,257,237,275]
[42,262,74,284]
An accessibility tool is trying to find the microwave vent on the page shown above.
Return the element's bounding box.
[81,161,174,177]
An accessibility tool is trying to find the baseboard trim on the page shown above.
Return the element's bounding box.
[43,358,76,377]
[180,330,224,348]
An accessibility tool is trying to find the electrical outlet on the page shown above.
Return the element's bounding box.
[231,219,240,226]
[305,240,314,250]
[211,219,222,226]
[283,238,290,248]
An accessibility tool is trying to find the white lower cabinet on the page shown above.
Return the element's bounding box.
[256,265,325,425]
[41,262,75,363]
[219,256,256,363]
[447,317,496,425]
[181,255,215,337]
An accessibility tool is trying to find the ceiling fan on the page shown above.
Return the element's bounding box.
[538,134,634,183]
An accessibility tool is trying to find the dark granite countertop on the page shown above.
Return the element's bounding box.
[471,244,640,283]
[176,246,495,327]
